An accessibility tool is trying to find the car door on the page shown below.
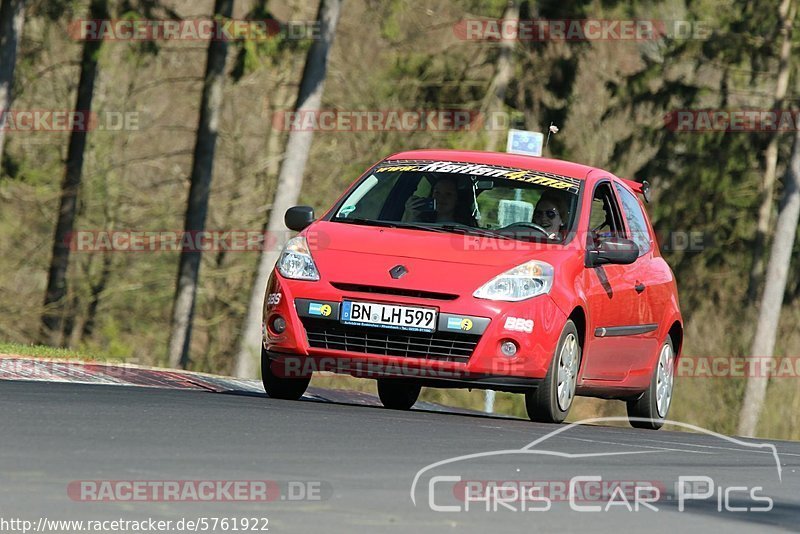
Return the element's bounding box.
[614,182,666,376]
[581,181,642,381]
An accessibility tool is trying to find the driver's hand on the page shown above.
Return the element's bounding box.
[404,195,428,221]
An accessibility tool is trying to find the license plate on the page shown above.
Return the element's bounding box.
[340,301,437,332]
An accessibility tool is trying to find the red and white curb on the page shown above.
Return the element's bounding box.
[0,355,492,415]
[0,355,263,393]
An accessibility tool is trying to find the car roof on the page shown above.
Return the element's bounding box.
[385,149,604,181]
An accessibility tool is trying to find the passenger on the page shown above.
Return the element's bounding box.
[533,191,570,237]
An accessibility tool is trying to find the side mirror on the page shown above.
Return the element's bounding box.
[586,237,639,267]
[641,180,651,203]
[285,206,315,231]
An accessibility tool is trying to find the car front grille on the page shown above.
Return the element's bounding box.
[300,318,479,363]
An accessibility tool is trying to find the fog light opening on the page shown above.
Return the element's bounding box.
[271,315,287,334]
[500,340,518,358]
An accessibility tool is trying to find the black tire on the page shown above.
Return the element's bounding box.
[627,335,675,430]
[377,379,421,410]
[526,320,582,423]
[261,348,310,400]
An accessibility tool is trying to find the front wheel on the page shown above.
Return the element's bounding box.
[627,335,675,430]
[261,348,310,400]
[526,320,582,423]
[377,379,421,410]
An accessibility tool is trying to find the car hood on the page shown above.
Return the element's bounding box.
[306,221,567,295]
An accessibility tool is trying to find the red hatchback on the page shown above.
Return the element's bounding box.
[261,150,683,429]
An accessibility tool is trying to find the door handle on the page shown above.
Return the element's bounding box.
[634,282,646,294]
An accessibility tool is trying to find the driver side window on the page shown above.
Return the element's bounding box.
[588,182,625,247]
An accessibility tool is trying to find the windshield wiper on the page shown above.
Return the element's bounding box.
[332,217,448,234]
[332,217,398,228]
[442,223,559,243]
[439,224,514,240]
[333,218,523,241]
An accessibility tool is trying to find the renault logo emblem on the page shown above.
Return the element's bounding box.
[390,265,408,279]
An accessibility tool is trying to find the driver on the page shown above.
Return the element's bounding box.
[533,191,569,237]
[404,177,475,225]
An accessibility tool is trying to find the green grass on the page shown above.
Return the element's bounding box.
[0,341,115,362]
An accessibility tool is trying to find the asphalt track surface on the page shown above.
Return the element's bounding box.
[1,379,799,533]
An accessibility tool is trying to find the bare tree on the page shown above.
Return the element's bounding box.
[234,0,343,378]
[738,127,800,437]
[482,1,518,153]
[167,0,235,368]
[480,1,518,412]
[746,0,796,303]
[0,0,25,164]
[41,0,108,345]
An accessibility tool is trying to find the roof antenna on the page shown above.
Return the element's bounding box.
[545,122,559,150]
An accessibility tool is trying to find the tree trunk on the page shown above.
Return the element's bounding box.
[0,0,25,164]
[263,81,292,183]
[80,252,113,341]
[482,1,518,153]
[481,2,517,412]
[234,0,343,378]
[737,127,800,437]
[167,0,235,369]
[746,0,795,303]
[40,0,107,346]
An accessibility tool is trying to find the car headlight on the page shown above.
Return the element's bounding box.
[277,236,320,281]
[473,260,554,301]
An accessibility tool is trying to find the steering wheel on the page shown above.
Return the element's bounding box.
[500,222,553,238]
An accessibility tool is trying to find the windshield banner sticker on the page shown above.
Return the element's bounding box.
[374,160,581,193]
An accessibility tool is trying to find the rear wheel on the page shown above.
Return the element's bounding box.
[526,320,581,423]
[627,336,675,430]
[377,379,421,410]
[261,348,310,400]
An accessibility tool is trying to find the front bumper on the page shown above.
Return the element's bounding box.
[263,272,566,386]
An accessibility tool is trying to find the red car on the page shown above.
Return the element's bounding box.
[261,150,682,429]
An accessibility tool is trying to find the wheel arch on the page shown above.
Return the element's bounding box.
[668,320,683,358]
[568,306,587,349]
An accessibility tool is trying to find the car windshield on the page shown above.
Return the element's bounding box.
[331,160,582,243]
